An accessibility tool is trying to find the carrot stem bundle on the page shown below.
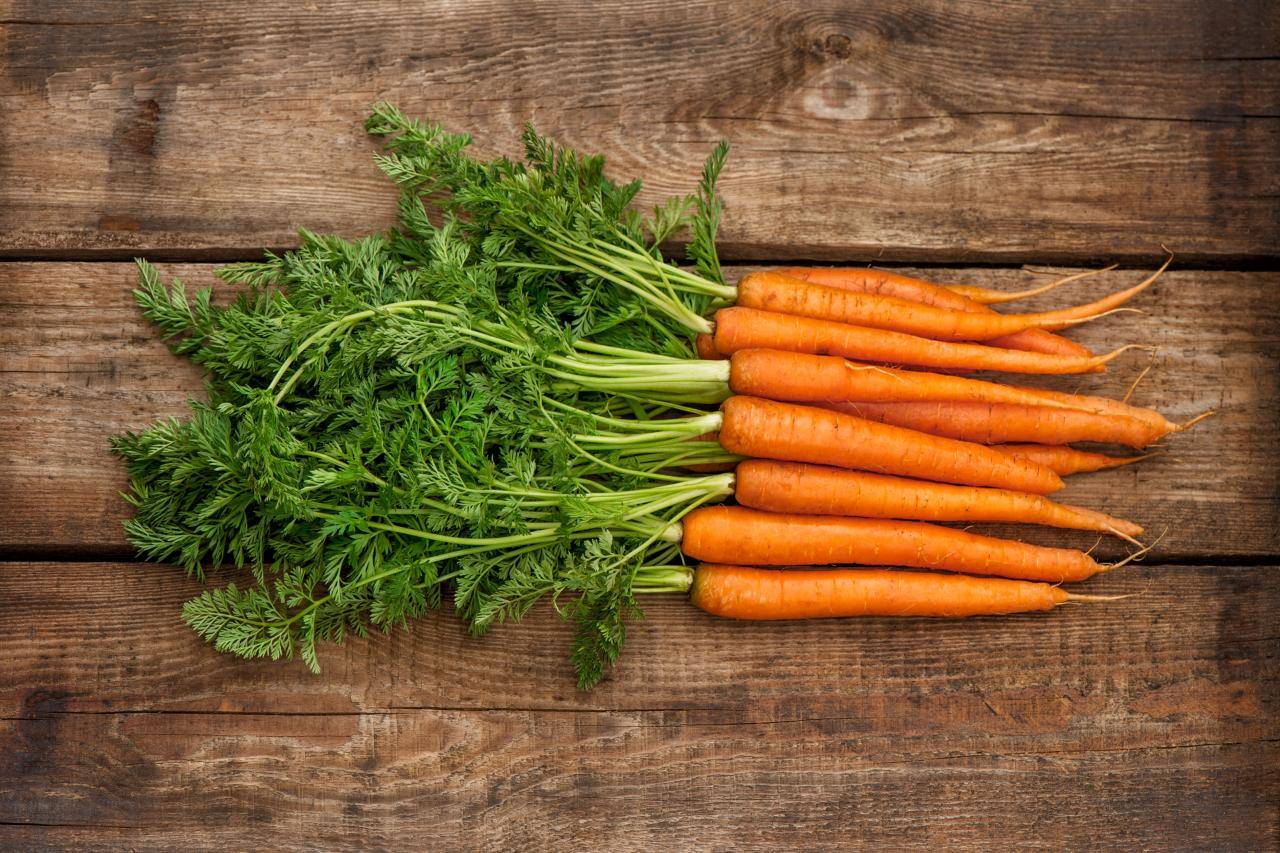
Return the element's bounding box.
[688,564,1085,620]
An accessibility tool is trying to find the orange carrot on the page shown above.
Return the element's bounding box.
[689,564,1091,620]
[734,268,1157,341]
[776,266,1092,358]
[829,400,1168,448]
[716,396,1063,494]
[727,348,1104,412]
[945,265,1119,305]
[678,506,1106,582]
[732,459,1142,539]
[1006,382,1176,435]
[990,444,1159,476]
[712,307,1128,375]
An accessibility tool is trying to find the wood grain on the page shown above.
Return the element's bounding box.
[2,560,1276,849]
[3,262,1276,561]
[2,0,1278,261]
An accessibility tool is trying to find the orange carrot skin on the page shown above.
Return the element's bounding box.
[776,267,1092,358]
[718,396,1064,494]
[695,333,725,360]
[990,444,1152,476]
[727,348,1094,412]
[732,459,1143,538]
[690,564,1069,620]
[681,506,1102,582]
[829,401,1166,448]
[736,271,1144,342]
[1006,382,1175,434]
[712,307,1108,375]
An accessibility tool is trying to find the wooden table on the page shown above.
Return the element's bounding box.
[2,2,1277,848]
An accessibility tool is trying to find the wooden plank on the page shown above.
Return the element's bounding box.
[1,1,1277,261]
[2,262,1276,561]
[1,560,1277,849]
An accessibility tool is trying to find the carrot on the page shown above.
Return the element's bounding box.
[678,506,1107,582]
[716,396,1064,494]
[1006,382,1176,435]
[689,564,1096,620]
[830,400,1168,448]
[726,348,1103,412]
[776,266,1092,358]
[990,444,1159,476]
[734,267,1159,342]
[732,459,1143,540]
[946,265,1119,305]
[712,307,1132,375]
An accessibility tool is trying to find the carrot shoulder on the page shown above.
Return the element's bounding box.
[689,564,1073,619]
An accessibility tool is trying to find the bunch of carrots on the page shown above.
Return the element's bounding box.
[120,107,1212,684]
[624,260,1207,622]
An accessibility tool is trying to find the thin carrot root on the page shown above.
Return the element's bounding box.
[951,264,1120,305]
[1057,307,1146,328]
[1176,410,1217,432]
[1100,533,1163,573]
[1104,526,1144,548]
[1063,592,1133,603]
[1097,344,1157,366]
[1122,362,1155,404]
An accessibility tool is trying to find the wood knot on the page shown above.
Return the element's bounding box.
[819,33,854,59]
[112,97,163,159]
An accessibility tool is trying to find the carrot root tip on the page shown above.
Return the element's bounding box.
[1063,592,1134,604]
[1177,409,1217,431]
[1106,526,1146,548]
[1102,531,1164,573]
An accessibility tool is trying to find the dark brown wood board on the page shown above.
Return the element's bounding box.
[1,1,1278,262]
[2,560,1277,850]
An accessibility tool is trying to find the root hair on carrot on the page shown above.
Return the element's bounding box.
[1062,592,1133,604]
[1122,362,1156,404]
[1177,410,1216,431]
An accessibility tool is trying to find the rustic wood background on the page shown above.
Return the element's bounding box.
[2,1,1277,849]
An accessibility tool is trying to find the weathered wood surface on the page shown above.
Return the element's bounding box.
[3,262,1276,561]
[1,560,1277,849]
[2,0,1278,262]
[3,1,1278,847]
